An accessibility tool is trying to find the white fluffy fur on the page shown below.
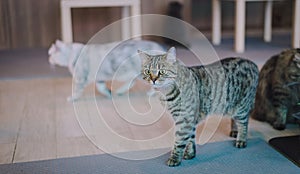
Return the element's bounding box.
[48,40,164,101]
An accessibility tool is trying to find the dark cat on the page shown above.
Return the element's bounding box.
[252,48,300,130]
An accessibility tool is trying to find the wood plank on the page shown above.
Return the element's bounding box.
[0,80,29,164]
[54,78,103,158]
[0,80,26,144]
[0,143,15,164]
[13,79,57,163]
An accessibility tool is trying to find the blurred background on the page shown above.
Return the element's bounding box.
[0,0,293,50]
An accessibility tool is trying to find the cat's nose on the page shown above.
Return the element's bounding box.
[151,78,156,84]
[151,76,158,84]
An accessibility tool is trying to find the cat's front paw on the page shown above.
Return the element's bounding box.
[183,142,196,160]
[67,96,79,102]
[272,122,286,130]
[183,152,195,160]
[234,140,247,148]
[166,157,181,167]
[115,91,124,96]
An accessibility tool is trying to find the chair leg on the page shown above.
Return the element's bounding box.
[293,0,300,48]
[121,7,131,40]
[235,0,245,53]
[264,1,273,42]
[212,0,221,45]
[131,1,141,39]
[60,3,73,43]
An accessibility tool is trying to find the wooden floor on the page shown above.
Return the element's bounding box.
[0,77,299,164]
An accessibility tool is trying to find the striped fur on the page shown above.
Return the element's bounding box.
[252,49,300,130]
[139,47,259,167]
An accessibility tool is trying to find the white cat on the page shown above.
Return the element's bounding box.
[48,40,164,101]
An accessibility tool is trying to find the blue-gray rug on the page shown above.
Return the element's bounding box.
[0,138,299,174]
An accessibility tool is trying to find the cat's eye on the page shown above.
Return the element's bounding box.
[159,70,166,75]
[144,69,150,75]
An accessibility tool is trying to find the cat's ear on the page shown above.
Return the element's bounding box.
[55,40,65,50]
[293,53,300,68]
[138,50,150,63]
[166,47,176,63]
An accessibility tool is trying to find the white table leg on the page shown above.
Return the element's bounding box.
[292,0,300,48]
[131,1,141,39]
[235,0,246,53]
[121,6,131,40]
[60,2,73,43]
[212,0,221,45]
[60,0,141,42]
[264,0,272,42]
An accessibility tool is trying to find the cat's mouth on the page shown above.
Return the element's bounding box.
[151,80,173,89]
[151,82,163,88]
[148,80,163,88]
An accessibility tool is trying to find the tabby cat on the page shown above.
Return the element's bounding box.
[252,49,300,130]
[48,40,164,101]
[138,47,259,167]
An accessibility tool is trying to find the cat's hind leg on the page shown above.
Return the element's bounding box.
[96,81,111,98]
[231,113,249,148]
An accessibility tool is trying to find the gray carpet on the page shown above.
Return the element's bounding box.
[0,139,298,174]
[0,48,71,80]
